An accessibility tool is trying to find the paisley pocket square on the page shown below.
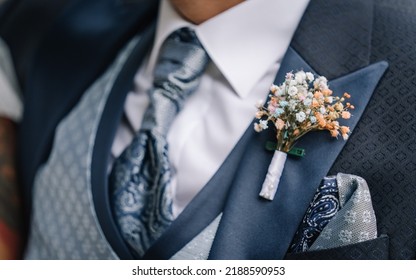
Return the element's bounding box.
[288,173,377,253]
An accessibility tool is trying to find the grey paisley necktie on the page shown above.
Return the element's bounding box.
[110,28,210,258]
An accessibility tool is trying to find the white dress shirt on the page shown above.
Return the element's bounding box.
[0,0,309,217]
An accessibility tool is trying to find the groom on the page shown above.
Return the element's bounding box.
[0,0,415,259]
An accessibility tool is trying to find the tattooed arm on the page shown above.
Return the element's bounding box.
[0,117,21,259]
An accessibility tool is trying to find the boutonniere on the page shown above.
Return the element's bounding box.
[254,71,354,201]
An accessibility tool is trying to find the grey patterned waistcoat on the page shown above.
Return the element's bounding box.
[23,38,138,260]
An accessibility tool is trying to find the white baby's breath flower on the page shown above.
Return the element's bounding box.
[289,79,297,87]
[306,72,314,82]
[314,76,329,91]
[285,72,294,80]
[295,71,306,84]
[320,106,326,114]
[259,120,269,130]
[303,98,312,106]
[288,86,298,96]
[296,111,307,123]
[297,86,307,96]
[289,100,297,111]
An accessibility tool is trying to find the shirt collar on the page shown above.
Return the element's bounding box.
[147,0,310,98]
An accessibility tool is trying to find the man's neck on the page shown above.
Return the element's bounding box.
[168,0,245,25]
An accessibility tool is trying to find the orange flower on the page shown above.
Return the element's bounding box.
[325,123,334,130]
[312,99,320,108]
[340,126,350,134]
[318,118,326,128]
[314,91,324,99]
[341,126,350,140]
[343,92,351,98]
[293,129,300,136]
[330,130,339,137]
[322,89,333,96]
[341,111,351,119]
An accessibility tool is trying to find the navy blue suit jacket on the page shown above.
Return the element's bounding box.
[0,0,415,259]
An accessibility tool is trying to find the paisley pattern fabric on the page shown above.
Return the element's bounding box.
[289,173,378,253]
[289,177,340,253]
[110,28,210,258]
[309,173,377,251]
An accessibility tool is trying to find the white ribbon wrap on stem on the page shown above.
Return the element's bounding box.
[259,150,287,201]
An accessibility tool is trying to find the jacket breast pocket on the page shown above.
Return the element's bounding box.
[284,235,389,260]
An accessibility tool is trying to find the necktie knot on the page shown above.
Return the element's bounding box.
[141,27,210,135]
